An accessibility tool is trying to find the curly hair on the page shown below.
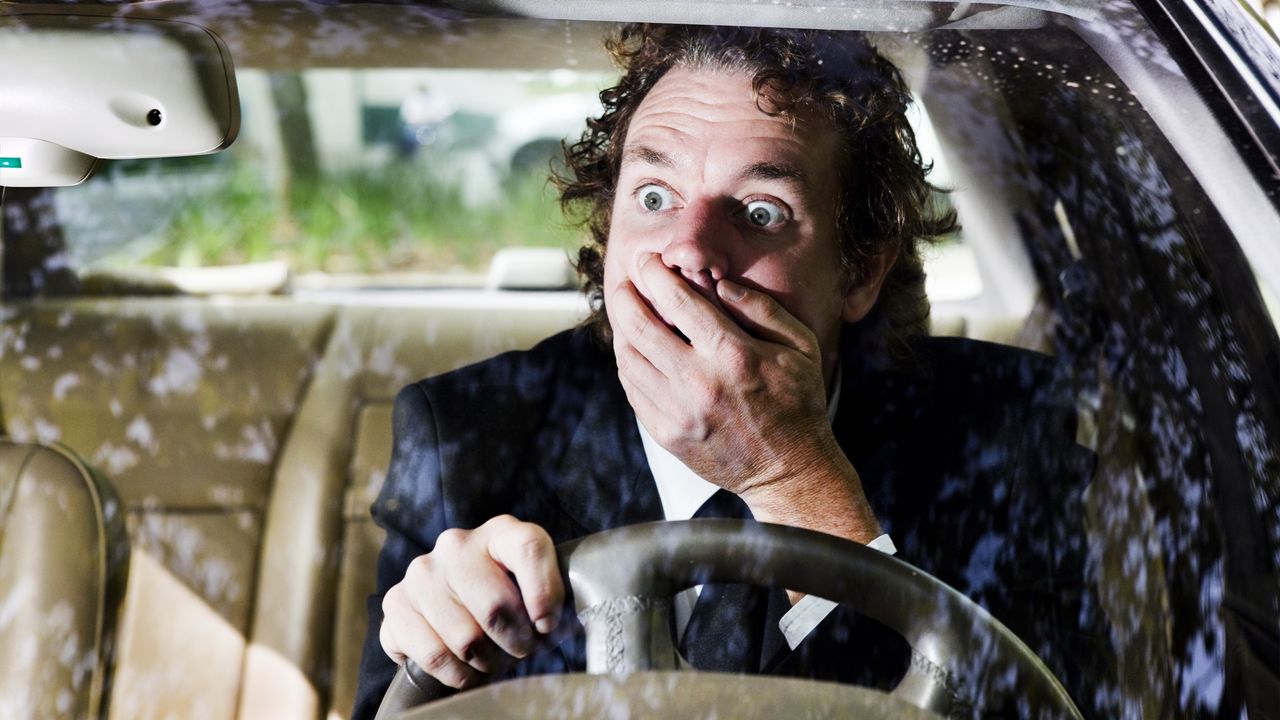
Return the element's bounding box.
[556,24,956,360]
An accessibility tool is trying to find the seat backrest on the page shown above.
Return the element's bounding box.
[250,303,583,720]
[1,294,583,720]
[0,440,127,720]
[0,298,334,720]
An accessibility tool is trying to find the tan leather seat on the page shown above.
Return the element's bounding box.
[0,298,334,720]
[0,296,583,720]
[0,440,128,720]
[931,313,1033,348]
[263,265,588,716]
[931,300,1054,353]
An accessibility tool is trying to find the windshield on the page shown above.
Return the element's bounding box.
[49,66,607,287]
[1,3,1277,720]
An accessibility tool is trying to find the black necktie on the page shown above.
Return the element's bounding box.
[679,489,773,672]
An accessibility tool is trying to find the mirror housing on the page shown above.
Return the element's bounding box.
[0,15,239,187]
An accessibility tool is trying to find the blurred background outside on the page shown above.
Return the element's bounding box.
[1247,0,1280,30]
[50,0,1278,292]
[56,67,612,287]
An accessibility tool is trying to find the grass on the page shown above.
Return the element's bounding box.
[144,163,584,275]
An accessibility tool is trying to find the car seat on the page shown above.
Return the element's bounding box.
[0,439,128,720]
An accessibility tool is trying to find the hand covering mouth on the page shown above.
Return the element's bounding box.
[639,274,730,344]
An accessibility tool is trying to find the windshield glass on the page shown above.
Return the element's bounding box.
[51,66,609,286]
[1,3,1277,720]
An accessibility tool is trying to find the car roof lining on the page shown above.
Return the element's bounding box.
[1,0,1102,69]
[461,0,1105,26]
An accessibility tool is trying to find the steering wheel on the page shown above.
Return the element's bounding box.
[374,519,1083,720]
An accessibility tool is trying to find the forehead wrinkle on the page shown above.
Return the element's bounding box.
[635,86,727,117]
[623,68,830,195]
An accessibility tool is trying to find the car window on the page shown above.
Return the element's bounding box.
[11,67,989,304]
[38,66,610,289]
[1,3,1277,720]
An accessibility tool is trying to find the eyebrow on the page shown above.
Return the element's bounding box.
[623,145,675,168]
[738,161,806,185]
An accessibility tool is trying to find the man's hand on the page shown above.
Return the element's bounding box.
[378,515,564,689]
[610,254,832,495]
[609,254,883,545]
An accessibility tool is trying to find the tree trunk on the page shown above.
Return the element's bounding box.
[269,72,320,195]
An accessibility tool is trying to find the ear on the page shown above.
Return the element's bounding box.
[840,249,897,323]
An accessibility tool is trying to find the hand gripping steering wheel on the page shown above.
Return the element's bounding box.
[374,519,1084,720]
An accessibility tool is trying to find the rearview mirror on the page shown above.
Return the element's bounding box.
[0,15,239,187]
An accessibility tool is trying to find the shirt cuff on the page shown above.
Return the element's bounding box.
[777,532,897,650]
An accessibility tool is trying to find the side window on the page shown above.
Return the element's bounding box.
[920,23,1280,719]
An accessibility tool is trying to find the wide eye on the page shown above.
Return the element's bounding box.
[745,199,785,228]
[638,184,673,212]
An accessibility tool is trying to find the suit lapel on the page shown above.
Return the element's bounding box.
[544,343,663,536]
[831,333,938,541]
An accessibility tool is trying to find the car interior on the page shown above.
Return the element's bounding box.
[1,1,1278,719]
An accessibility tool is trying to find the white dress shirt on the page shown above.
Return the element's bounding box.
[636,364,897,651]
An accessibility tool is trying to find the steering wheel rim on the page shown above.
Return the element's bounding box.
[375,519,1083,720]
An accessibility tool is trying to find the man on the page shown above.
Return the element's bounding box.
[397,83,453,158]
[353,24,1106,719]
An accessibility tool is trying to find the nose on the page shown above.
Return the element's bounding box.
[659,200,734,293]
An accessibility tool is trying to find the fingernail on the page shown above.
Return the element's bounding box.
[717,279,746,301]
[535,616,556,634]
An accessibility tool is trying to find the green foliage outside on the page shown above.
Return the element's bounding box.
[145,163,583,275]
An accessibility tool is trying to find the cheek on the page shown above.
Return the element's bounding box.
[602,220,628,290]
[602,252,625,298]
[745,258,844,332]
[602,212,651,288]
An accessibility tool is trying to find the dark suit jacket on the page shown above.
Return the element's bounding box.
[351,326,1109,719]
